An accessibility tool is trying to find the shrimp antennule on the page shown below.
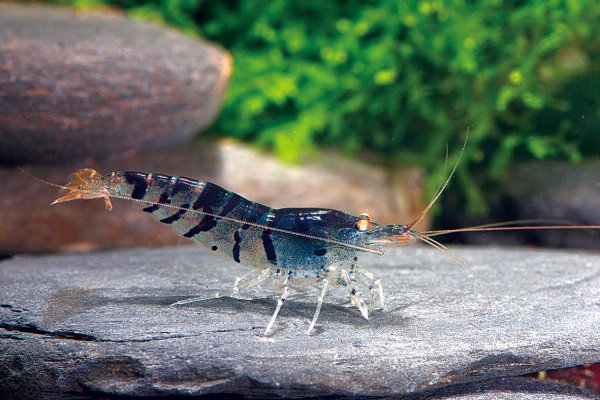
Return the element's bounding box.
[403,129,469,233]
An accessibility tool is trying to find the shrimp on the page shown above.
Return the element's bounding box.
[41,141,600,335]
[50,168,420,334]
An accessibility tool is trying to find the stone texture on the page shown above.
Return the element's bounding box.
[1,245,599,398]
[0,2,230,164]
[0,139,425,255]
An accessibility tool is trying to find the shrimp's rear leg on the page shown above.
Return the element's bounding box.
[265,277,290,335]
[171,268,272,307]
[357,268,384,311]
[342,270,369,320]
[306,279,329,335]
[234,268,271,293]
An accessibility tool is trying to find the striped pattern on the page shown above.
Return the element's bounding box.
[120,171,278,269]
[232,229,242,263]
[261,229,277,265]
[124,172,148,199]
[117,171,362,274]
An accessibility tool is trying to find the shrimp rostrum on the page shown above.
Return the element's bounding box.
[51,167,448,335]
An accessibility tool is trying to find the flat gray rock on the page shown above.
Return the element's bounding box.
[1,246,599,398]
[0,2,230,164]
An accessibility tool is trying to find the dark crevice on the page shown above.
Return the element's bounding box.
[0,333,25,340]
[74,388,251,400]
[0,322,206,343]
[0,304,27,312]
[1,322,98,341]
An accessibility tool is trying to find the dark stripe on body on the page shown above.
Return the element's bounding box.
[183,217,217,237]
[143,192,171,213]
[262,229,277,265]
[171,177,199,197]
[143,204,160,213]
[124,172,148,199]
[143,176,198,216]
[183,184,241,238]
[160,203,190,224]
[218,193,242,218]
[232,230,242,263]
[191,182,223,210]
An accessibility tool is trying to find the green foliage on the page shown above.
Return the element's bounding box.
[50,0,599,215]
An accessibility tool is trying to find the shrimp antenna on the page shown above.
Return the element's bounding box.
[17,167,72,191]
[410,230,484,291]
[404,127,469,233]
[422,224,600,237]
[20,168,384,256]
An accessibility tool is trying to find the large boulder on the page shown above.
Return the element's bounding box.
[501,161,600,249]
[0,2,230,164]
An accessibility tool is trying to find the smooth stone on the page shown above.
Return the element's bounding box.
[1,245,599,398]
[0,3,230,164]
[0,139,424,255]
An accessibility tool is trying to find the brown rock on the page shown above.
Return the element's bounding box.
[0,3,230,165]
[0,140,426,254]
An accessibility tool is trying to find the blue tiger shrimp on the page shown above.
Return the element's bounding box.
[50,167,434,335]
[44,143,600,335]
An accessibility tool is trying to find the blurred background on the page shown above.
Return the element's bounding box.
[53,0,600,225]
[1,0,599,253]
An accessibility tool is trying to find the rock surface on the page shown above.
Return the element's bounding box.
[0,139,425,254]
[0,2,230,164]
[1,245,599,398]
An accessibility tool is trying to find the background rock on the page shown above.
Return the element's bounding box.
[1,245,599,398]
[502,161,600,249]
[0,139,425,255]
[448,161,600,249]
[0,2,230,164]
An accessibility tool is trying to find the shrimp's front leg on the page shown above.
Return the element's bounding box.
[357,267,384,312]
[341,269,369,320]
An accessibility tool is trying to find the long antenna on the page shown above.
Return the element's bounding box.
[423,224,600,238]
[404,127,469,232]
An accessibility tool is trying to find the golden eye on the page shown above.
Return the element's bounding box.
[355,219,371,231]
